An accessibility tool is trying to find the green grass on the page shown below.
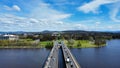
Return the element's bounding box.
[0,38,54,48]
[65,40,106,48]
[38,41,52,48]
[0,40,53,48]
[0,45,41,48]
[0,39,106,48]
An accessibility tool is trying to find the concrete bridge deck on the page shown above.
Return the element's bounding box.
[61,42,81,68]
[44,41,81,68]
[44,41,59,68]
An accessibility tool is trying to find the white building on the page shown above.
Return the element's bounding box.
[0,34,19,40]
[52,32,60,36]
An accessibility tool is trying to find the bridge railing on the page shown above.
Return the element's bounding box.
[61,41,81,68]
[44,41,81,68]
[44,41,58,68]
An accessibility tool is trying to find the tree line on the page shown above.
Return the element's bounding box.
[18,31,120,41]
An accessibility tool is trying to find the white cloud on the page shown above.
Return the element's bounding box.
[106,24,120,31]
[95,21,101,25]
[0,14,86,31]
[78,0,120,23]
[78,0,119,13]
[95,21,101,26]
[0,1,72,31]
[1,1,120,31]
[55,21,64,24]
[29,18,39,23]
[109,2,120,22]
[30,2,71,21]
[0,14,67,31]
[3,5,11,11]
[74,24,88,30]
[4,5,21,11]
[1,14,120,31]
[107,26,113,29]
[13,5,21,11]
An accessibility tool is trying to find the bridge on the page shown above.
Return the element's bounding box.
[44,41,81,68]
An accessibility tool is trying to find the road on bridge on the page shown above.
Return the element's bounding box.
[44,41,81,68]
[61,42,80,68]
[44,41,59,68]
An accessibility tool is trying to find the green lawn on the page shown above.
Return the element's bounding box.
[0,40,53,48]
[65,40,106,48]
[38,41,53,48]
[0,39,106,48]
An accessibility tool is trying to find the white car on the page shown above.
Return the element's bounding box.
[66,58,70,63]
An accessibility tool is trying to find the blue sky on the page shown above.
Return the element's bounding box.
[0,0,120,31]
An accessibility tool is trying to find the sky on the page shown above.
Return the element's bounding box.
[0,0,120,32]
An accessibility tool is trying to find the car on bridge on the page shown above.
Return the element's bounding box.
[66,57,70,63]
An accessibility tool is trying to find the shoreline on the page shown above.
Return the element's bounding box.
[0,46,42,49]
[0,45,106,49]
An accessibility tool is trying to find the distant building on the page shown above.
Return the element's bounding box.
[23,33,28,37]
[0,34,19,40]
[52,32,61,40]
[33,39,40,45]
[52,32,60,37]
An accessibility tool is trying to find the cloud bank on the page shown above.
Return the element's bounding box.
[0,0,120,31]
[30,2,71,21]
[78,0,120,22]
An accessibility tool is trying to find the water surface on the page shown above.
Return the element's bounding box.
[71,39,120,68]
[58,47,66,68]
[0,48,50,68]
[0,39,120,68]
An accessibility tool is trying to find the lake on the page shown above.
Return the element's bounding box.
[0,39,120,68]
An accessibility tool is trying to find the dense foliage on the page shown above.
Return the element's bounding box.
[18,31,120,41]
[0,30,120,48]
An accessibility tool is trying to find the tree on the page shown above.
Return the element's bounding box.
[94,39,106,46]
[89,36,94,42]
[77,41,81,47]
[67,39,75,48]
[39,35,43,40]
[45,42,53,48]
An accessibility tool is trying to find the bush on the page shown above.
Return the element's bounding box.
[77,41,81,47]
[45,42,53,48]
[94,39,106,46]
[0,40,33,46]
[67,39,74,45]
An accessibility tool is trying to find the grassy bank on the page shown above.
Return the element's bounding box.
[0,39,53,48]
[0,45,42,48]
[0,39,106,48]
[65,40,106,48]
[38,41,53,48]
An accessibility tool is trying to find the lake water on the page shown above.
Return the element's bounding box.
[0,39,120,68]
[71,39,120,68]
[0,48,50,68]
